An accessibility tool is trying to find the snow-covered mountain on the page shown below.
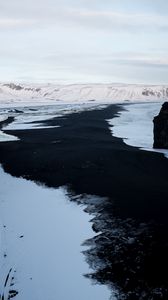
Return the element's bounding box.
[0,82,168,106]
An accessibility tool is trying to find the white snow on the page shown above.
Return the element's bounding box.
[0,103,107,138]
[0,166,113,300]
[0,82,168,106]
[0,82,166,141]
[0,131,18,142]
[0,115,8,122]
[0,114,19,141]
[0,84,166,299]
[108,102,168,158]
[3,104,105,131]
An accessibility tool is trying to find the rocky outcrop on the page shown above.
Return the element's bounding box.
[153,102,168,149]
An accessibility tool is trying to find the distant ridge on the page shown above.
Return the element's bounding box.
[0,82,167,105]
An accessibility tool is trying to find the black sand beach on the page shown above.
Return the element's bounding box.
[0,104,168,221]
[1,104,168,299]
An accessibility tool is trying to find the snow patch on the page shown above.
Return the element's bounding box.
[0,167,111,300]
[108,102,168,158]
[0,83,167,106]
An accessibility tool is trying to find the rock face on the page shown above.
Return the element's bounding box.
[153,102,168,149]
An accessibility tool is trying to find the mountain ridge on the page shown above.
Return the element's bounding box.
[0,82,167,105]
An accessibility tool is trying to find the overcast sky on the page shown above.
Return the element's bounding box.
[0,0,168,84]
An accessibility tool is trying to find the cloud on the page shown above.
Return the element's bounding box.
[0,17,36,29]
[62,9,168,32]
[1,1,168,33]
[0,0,168,84]
[41,52,168,75]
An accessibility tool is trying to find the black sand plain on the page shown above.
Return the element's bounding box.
[0,104,168,299]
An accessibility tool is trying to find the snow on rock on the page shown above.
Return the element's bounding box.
[0,82,168,106]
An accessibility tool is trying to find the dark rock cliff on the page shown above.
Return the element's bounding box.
[153,102,168,149]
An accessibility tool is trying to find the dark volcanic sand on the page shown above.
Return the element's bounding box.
[1,104,168,299]
[0,104,168,221]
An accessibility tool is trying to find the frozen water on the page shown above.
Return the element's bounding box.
[108,102,168,158]
[0,167,113,300]
[0,103,107,141]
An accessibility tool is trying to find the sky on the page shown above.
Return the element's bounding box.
[0,0,168,84]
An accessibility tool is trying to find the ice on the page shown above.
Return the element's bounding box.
[0,114,19,141]
[0,115,8,122]
[0,103,107,133]
[108,102,168,158]
[0,167,112,300]
[0,131,18,142]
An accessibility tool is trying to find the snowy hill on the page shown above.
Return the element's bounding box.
[0,82,167,106]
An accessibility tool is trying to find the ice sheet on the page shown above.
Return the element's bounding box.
[0,103,107,138]
[0,167,112,300]
[108,102,168,158]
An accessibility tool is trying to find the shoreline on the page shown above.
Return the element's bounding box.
[0,103,168,222]
[0,167,111,300]
[1,103,168,298]
[109,101,168,159]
